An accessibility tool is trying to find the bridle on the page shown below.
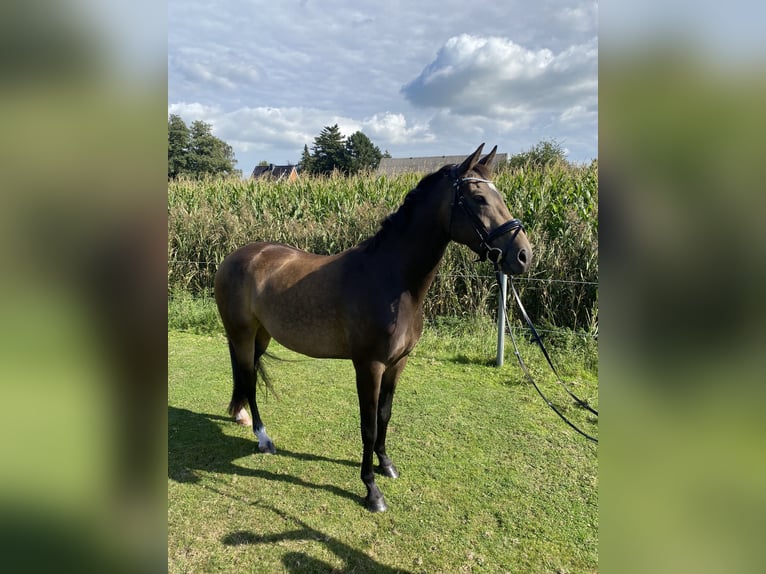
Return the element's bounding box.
[449,166,525,264]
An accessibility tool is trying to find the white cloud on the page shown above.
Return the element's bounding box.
[360,113,435,145]
[174,60,235,91]
[169,102,309,148]
[402,34,598,122]
[169,103,438,158]
[561,104,590,124]
[170,48,259,93]
[168,101,217,120]
[557,1,599,33]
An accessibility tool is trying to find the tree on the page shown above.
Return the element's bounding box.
[302,125,384,175]
[298,144,313,173]
[168,114,190,179]
[346,131,383,173]
[167,115,239,178]
[188,120,238,177]
[509,139,568,169]
[309,124,349,175]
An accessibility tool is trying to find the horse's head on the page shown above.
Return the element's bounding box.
[445,144,532,275]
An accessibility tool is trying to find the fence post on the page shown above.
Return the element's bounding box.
[496,271,507,367]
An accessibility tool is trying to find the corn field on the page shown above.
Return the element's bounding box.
[168,161,598,332]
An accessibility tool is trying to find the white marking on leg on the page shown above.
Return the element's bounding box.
[234,407,252,426]
[254,426,274,452]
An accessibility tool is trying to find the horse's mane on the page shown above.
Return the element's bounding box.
[361,161,494,253]
[361,167,450,253]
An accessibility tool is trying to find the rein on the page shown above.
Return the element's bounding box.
[497,267,598,443]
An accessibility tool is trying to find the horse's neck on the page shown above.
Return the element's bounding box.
[373,207,450,303]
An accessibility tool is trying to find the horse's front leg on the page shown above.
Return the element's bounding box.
[375,356,408,479]
[354,359,387,512]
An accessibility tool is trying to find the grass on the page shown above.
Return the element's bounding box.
[168,319,598,573]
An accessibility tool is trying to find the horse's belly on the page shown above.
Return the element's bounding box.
[261,308,352,359]
[271,327,351,359]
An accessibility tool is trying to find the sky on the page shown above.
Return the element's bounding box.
[168,0,598,173]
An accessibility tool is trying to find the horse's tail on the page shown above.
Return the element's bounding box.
[256,352,278,399]
[226,340,278,417]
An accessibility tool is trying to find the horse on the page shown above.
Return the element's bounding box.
[214,143,532,512]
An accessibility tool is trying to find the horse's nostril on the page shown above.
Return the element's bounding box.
[518,249,528,265]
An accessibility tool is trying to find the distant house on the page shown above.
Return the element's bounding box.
[251,163,299,182]
[376,153,508,176]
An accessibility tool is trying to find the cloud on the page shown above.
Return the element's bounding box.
[560,100,598,126]
[168,102,438,155]
[402,34,597,125]
[557,1,599,33]
[169,48,260,93]
[168,101,216,120]
[169,103,317,149]
[360,112,435,145]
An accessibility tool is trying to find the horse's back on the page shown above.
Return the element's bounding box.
[215,242,352,358]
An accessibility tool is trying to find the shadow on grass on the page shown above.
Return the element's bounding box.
[168,406,362,506]
[222,503,413,574]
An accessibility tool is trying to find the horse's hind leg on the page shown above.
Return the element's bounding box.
[227,328,276,454]
[251,329,276,453]
[226,338,252,426]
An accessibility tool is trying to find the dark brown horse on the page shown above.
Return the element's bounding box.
[215,144,532,512]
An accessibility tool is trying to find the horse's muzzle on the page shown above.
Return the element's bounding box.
[502,246,531,276]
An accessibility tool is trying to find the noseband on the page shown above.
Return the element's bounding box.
[450,166,525,264]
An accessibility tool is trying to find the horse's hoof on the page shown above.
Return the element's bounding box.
[365,495,388,513]
[377,464,399,479]
[258,441,276,454]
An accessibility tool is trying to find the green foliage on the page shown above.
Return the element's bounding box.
[168,115,239,179]
[303,125,383,175]
[298,144,313,172]
[307,124,348,175]
[509,138,568,169]
[346,131,383,173]
[168,290,222,334]
[167,161,598,331]
[168,114,190,179]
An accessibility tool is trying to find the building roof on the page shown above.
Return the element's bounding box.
[376,153,508,176]
[251,163,299,181]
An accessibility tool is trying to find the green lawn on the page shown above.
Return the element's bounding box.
[168,323,597,573]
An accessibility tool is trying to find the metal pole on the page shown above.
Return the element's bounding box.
[496,271,507,367]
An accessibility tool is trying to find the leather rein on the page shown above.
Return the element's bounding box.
[502,274,599,443]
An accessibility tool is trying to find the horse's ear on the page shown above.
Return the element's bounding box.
[457,143,485,176]
[478,145,498,170]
